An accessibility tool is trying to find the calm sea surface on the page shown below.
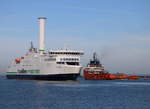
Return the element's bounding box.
[0,75,150,109]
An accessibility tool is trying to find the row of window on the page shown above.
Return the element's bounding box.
[49,52,83,55]
[57,62,65,64]
[22,65,32,66]
[57,62,79,65]
[45,58,56,61]
[60,58,79,61]
[66,62,79,65]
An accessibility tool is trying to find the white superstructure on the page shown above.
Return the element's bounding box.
[6,17,84,80]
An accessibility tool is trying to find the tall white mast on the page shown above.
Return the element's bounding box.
[38,17,46,54]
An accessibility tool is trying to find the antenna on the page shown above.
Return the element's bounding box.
[31,41,34,49]
[93,52,97,61]
[29,41,34,52]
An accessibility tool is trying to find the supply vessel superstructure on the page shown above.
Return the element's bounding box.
[83,52,116,80]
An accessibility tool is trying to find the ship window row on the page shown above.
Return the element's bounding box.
[44,58,56,61]
[66,62,79,65]
[60,58,79,61]
[49,52,83,55]
[57,62,65,64]
[57,62,79,65]
[22,65,33,66]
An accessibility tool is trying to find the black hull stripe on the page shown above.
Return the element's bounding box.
[6,74,79,81]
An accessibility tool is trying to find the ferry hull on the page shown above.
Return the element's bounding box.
[6,74,79,81]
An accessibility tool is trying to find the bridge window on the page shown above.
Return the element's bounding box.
[66,62,79,65]
[57,62,65,64]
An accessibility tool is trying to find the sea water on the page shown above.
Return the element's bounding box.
[0,75,150,109]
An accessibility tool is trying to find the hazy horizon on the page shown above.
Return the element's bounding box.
[0,0,150,74]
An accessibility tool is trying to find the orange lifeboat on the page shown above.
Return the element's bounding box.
[15,58,21,63]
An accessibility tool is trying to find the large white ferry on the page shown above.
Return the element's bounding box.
[6,17,84,80]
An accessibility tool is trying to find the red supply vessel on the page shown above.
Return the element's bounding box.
[83,52,116,80]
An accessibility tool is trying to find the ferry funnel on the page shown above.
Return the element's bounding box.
[38,17,46,54]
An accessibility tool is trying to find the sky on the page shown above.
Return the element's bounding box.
[0,0,150,74]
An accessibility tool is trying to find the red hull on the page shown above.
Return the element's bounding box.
[83,69,116,80]
[127,75,140,80]
[114,74,128,80]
